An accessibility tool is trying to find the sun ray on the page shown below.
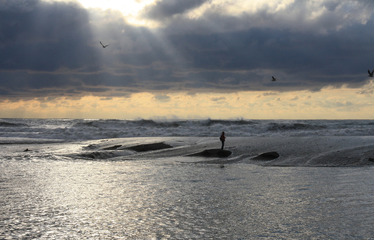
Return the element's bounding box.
[76,0,155,26]
[41,0,156,26]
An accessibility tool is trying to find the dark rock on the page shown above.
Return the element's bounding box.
[252,151,280,161]
[188,149,232,158]
[102,145,122,150]
[127,142,173,152]
[79,152,115,159]
[83,144,99,150]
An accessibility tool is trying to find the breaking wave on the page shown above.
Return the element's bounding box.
[0,118,373,142]
[0,121,28,127]
[267,122,327,131]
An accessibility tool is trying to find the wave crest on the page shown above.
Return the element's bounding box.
[267,122,326,131]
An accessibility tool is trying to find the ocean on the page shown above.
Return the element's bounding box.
[0,118,373,239]
[0,118,373,141]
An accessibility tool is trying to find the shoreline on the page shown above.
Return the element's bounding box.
[54,136,374,167]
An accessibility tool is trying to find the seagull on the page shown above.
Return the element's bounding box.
[100,41,109,48]
[368,69,374,77]
[271,76,277,81]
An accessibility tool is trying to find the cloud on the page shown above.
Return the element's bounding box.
[141,0,209,20]
[262,92,278,96]
[161,0,373,34]
[211,97,225,102]
[0,0,99,72]
[154,94,171,102]
[357,79,374,95]
[322,100,354,110]
[0,0,373,101]
[290,96,299,101]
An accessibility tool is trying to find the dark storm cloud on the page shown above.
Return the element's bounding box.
[164,23,373,89]
[0,0,100,71]
[0,0,103,99]
[100,0,373,92]
[0,0,373,101]
[141,0,209,20]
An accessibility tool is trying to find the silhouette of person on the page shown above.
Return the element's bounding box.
[220,132,226,150]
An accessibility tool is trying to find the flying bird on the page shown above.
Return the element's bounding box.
[100,41,109,48]
[368,69,374,77]
[271,76,277,81]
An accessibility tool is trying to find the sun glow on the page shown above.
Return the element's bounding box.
[42,0,155,25]
[77,0,144,15]
[0,85,373,119]
[76,0,154,24]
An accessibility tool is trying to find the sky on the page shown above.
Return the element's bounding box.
[0,0,373,119]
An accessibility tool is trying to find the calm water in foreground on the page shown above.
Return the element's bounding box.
[1,158,373,239]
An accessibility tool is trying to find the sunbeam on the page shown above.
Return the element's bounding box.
[77,0,155,26]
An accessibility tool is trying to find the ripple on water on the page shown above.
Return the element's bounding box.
[0,159,373,239]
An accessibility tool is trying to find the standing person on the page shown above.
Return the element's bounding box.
[220,132,226,150]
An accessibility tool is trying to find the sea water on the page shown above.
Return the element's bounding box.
[0,118,373,141]
[1,158,373,239]
[0,119,373,239]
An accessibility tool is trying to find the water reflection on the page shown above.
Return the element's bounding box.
[0,160,373,239]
